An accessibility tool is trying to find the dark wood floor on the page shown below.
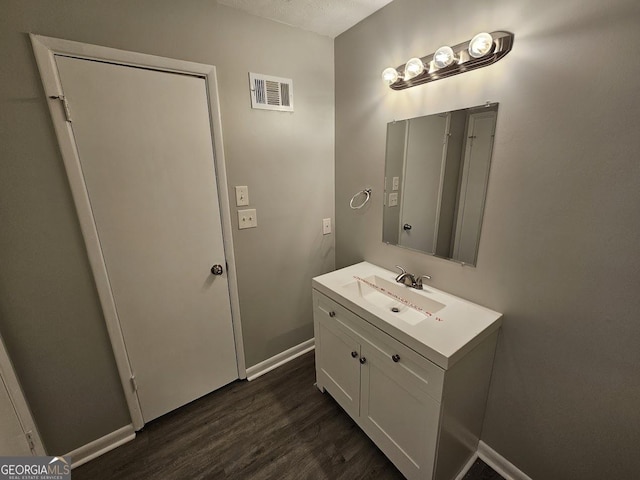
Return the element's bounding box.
[74,352,503,480]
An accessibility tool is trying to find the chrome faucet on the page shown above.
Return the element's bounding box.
[394,266,416,286]
[394,266,431,290]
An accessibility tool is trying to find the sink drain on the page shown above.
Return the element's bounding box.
[391,307,400,313]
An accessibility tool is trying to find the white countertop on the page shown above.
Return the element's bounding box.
[312,262,502,369]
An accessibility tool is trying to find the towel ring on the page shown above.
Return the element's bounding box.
[350,188,372,210]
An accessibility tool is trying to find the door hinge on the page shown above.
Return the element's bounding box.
[130,375,138,392]
[49,95,73,123]
[25,431,36,452]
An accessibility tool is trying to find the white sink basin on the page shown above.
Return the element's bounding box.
[343,275,446,325]
[313,262,503,369]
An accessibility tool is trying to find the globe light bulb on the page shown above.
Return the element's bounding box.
[469,32,494,58]
[382,67,400,85]
[404,58,425,80]
[433,46,456,69]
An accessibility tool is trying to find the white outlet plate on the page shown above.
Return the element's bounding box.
[323,217,332,235]
[235,186,249,206]
[238,208,257,229]
[388,193,398,207]
[392,177,400,191]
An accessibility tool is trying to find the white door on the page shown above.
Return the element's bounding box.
[399,114,448,253]
[54,56,238,422]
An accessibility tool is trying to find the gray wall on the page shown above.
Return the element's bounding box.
[335,0,640,479]
[0,1,334,454]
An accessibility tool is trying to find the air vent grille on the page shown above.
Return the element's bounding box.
[249,73,294,112]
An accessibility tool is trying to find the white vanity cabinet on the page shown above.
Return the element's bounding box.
[313,262,502,480]
[315,291,442,478]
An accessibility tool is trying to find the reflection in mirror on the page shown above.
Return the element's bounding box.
[383,103,498,266]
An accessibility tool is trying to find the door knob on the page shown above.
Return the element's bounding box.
[359,357,367,364]
[210,264,224,275]
[351,351,358,358]
[328,311,336,317]
[392,354,400,363]
[403,224,412,231]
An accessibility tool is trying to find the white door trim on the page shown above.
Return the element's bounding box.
[30,34,247,430]
[0,334,46,455]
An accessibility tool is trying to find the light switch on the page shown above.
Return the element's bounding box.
[238,209,257,229]
[323,218,332,235]
[392,177,400,191]
[388,193,398,207]
[235,186,249,206]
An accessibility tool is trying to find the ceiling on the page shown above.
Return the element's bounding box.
[216,0,394,38]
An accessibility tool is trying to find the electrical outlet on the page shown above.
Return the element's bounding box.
[235,186,249,206]
[322,218,332,235]
[388,193,398,207]
[238,209,257,229]
[392,177,400,191]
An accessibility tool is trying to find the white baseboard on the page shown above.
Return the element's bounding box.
[477,441,533,480]
[454,453,479,480]
[246,339,315,381]
[66,424,135,469]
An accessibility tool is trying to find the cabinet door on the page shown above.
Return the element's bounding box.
[360,341,441,480]
[315,312,362,419]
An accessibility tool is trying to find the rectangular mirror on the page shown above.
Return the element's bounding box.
[383,103,498,266]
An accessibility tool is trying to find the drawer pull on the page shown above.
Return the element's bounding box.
[328,311,336,317]
[392,354,400,363]
[359,357,367,364]
[351,351,358,358]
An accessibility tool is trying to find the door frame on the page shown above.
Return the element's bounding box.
[30,34,246,430]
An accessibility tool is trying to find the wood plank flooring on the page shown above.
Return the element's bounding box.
[73,352,503,480]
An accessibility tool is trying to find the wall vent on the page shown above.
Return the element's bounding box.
[249,72,294,112]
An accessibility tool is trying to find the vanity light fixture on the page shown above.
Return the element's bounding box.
[382,67,402,85]
[433,46,458,69]
[404,57,426,80]
[468,32,495,58]
[382,30,514,90]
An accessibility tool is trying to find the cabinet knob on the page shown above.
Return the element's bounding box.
[392,354,400,363]
[359,357,367,364]
[328,311,336,317]
[351,351,358,358]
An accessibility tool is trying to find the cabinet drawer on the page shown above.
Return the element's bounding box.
[314,291,444,402]
[315,290,369,334]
